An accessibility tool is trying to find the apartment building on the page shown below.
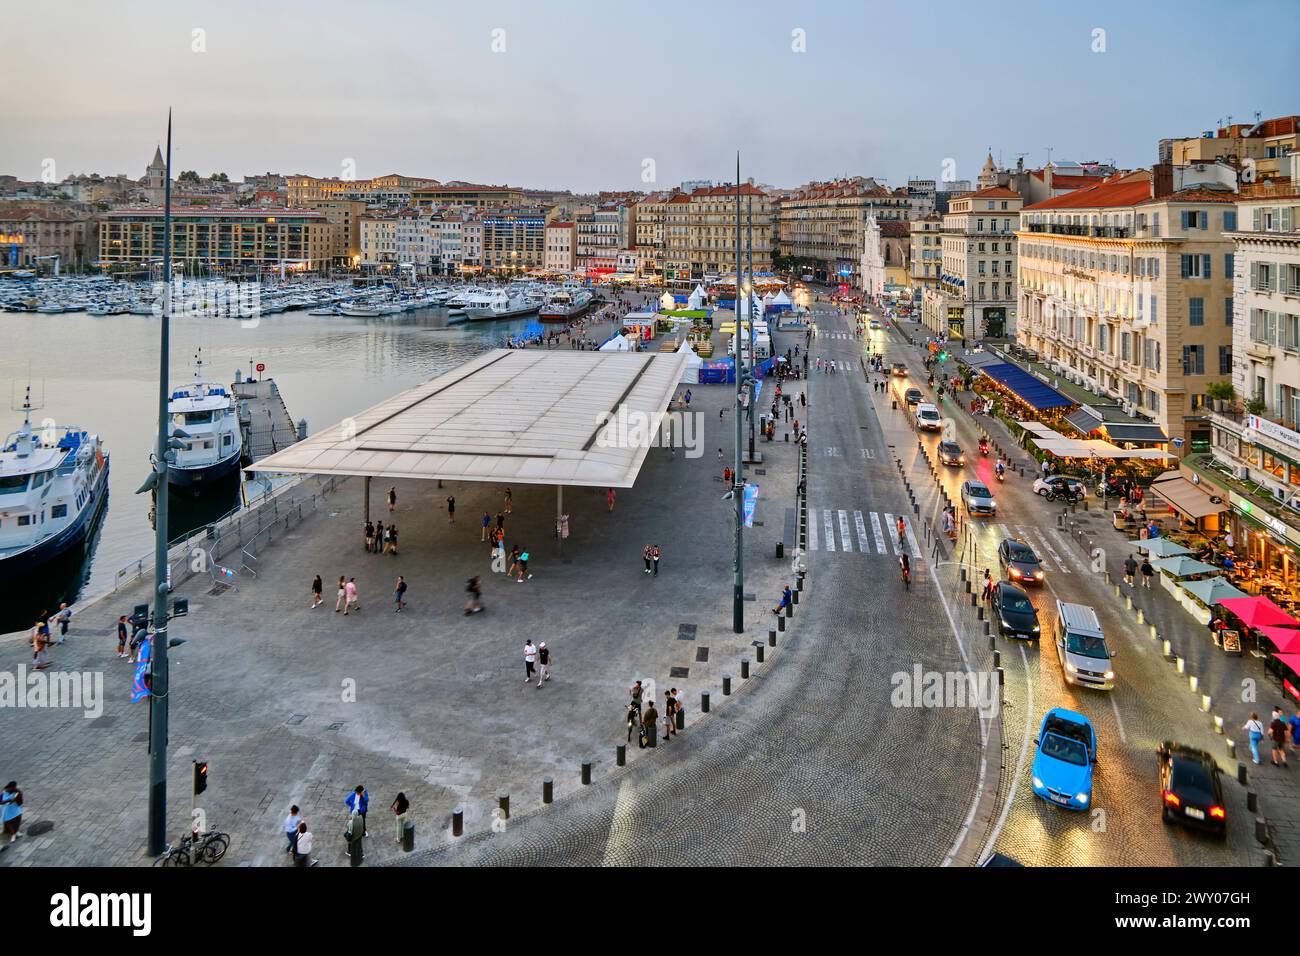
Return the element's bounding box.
[298,198,367,264]
[920,186,1023,341]
[436,216,464,274]
[1167,116,1299,182]
[0,202,94,270]
[576,206,622,273]
[411,184,526,210]
[97,207,337,272]
[287,173,439,207]
[775,178,910,283]
[544,221,575,273]
[1208,155,1300,495]
[482,208,548,273]
[359,215,398,267]
[462,220,483,270]
[1016,166,1238,451]
[663,184,773,283]
[632,191,670,276]
[909,214,943,295]
[395,212,438,273]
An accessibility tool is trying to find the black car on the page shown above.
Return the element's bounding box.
[998,538,1045,586]
[938,440,965,466]
[989,581,1040,639]
[904,387,923,407]
[1158,741,1226,838]
[891,363,908,376]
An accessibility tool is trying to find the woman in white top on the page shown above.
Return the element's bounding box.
[1244,712,1267,765]
[294,822,316,867]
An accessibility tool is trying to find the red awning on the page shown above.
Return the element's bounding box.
[1218,596,1300,629]
[1256,626,1300,653]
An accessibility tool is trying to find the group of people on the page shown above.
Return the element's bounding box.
[362,520,400,555]
[1121,553,1156,588]
[27,603,72,671]
[641,544,662,575]
[282,784,411,866]
[1243,706,1300,766]
[626,680,684,748]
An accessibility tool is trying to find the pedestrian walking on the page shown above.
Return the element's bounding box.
[284,804,303,854]
[626,701,640,742]
[344,809,364,858]
[523,640,537,684]
[311,574,323,608]
[0,782,22,850]
[1139,556,1154,588]
[345,785,369,837]
[30,617,50,670]
[1123,555,1137,586]
[652,544,660,576]
[393,575,407,612]
[643,543,653,574]
[516,546,531,581]
[536,642,551,687]
[464,576,484,615]
[364,520,374,552]
[293,821,317,867]
[481,512,491,542]
[373,521,384,554]
[1289,709,1300,753]
[116,615,129,659]
[982,568,994,601]
[1270,713,1290,767]
[387,486,397,513]
[662,691,676,741]
[386,525,399,555]
[344,577,360,615]
[504,487,513,514]
[630,679,643,713]
[54,603,71,643]
[496,511,505,531]
[335,575,347,612]
[606,487,616,512]
[507,545,521,578]
[446,495,455,525]
[1244,712,1266,764]
[391,792,409,843]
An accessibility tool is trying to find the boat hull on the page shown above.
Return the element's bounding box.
[0,456,110,575]
[166,448,243,489]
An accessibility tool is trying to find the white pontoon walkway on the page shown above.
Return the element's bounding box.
[248,348,690,489]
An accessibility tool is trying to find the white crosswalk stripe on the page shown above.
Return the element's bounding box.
[853,511,871,553]
[808,507,818,551]
[1046,526,1088,573]
[869,511,887,553]
[838,510,854,553]
[884,512,902,555]
[1019,525,1069,574]
[902,515,922,558]
[823,509,836,552]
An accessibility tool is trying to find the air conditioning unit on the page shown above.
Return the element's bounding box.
[1274,485,1286,501]
[1235,465,1250,480]
[1286,497,1300,515]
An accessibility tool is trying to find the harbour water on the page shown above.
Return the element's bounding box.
[0,305,547,630]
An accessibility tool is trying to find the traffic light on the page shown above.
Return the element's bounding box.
[193,760,208,796]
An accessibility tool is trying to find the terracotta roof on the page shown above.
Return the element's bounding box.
[692,184,767,198]
[963,186,1022,200]
[547,221,575,229]
[667,194,692,204]
[1137,188,1238,206]
[879,221,911,238]
[1031,171,1106,189]
[1022,173,1152,211]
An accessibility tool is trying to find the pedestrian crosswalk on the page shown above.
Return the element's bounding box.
[807,508,922,558]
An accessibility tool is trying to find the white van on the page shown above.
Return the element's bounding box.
[1053,601,1115,690]
[914,403,942,431]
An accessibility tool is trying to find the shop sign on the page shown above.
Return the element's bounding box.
[1231,491,1300,548]
[1246,415,1300,454]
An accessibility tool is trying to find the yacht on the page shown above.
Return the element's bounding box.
[539,287,595,323]
[165,350,243,490]
[340,302,381,317]
[466,290,541,321]
[0,391,110,574]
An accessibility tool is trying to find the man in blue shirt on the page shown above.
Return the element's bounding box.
[345,785,369,838]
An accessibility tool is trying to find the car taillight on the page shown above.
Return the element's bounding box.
[1209,805,1225,820]
[1163,790,1180,808]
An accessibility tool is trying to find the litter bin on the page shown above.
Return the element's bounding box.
[776,541,784,559]
[402,821,415,852]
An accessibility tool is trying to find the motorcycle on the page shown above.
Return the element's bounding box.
[978,440,990,457]
[995,464,1005,482]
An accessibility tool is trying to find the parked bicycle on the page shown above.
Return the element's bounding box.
[154,828,230,867]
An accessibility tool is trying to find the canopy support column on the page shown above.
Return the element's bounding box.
[363,475,370,524]
[556,485,563,557]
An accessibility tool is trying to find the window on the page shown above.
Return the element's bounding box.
[1149,295,1158,324]
[1189,298,1204,326]
[1183,344,1204,375]
[1224,210,1237,232]
[51,503,68,519]
[1226,297,1234,326]
[1182,210,1207,230]
[1225,253,1234,277]
[1220,345,1232,374]
[1181,254,1211,278]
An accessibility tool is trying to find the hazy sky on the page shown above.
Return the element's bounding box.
[5,0,1298,192]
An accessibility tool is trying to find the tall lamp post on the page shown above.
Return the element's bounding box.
[732,154,745,634]
[745,195,757,463]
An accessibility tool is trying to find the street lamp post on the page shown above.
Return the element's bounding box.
[732,154,745,634]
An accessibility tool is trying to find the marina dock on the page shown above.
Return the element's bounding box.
[234,376,302,461]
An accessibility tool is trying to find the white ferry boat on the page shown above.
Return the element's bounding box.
[0,392,110,574]
[165,351,243,489]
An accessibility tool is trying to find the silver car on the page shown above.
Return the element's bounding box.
[962,480,997,516]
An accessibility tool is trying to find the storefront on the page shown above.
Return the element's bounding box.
[981,307,1005,339]
[1147,472,1225,534]
[946,306,965,341]
[1229,491,1300,597]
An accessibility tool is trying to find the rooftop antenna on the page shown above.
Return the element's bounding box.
[1045,147,1054,167]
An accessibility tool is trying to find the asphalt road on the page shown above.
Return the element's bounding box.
[872,311,1260,865]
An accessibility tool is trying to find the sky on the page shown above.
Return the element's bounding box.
[4,0,1298,193]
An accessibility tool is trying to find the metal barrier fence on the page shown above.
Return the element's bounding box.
[111,475,341,595]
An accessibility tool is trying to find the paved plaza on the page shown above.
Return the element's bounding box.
[0,323,802,867]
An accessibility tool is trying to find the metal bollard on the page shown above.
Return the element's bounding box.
[778,615,786,632]
[757,644,765,663]
[977,606,985,621]
[786,601,793,618]
[452,804,464,837]
[792,588,800,605]
[1248,790,1258,812]
[1136,608,1145,624]
[993,649,1001,668]
[498,790,510,819]
[769,629,777,647]
[701,691,711,712]
[1256,818,1268,845]
[581,762,592,785]
[676,708,685,730]
[1226,738,1236,758]
[543,777,553,803]
[741,658,750,679]
[616,744,626,767]
[989,634,996,651]
[723,675,732,695]
[1238,762,1248,785]
[996,667,1004,686]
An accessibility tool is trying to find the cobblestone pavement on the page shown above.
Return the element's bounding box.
[886,314,1278,865]
[400,303,994,866]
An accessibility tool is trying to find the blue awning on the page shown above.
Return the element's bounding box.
[978,363,1075,411]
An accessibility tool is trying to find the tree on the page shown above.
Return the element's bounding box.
[178,170,201,183]
[210,172,229,183]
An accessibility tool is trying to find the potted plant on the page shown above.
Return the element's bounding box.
[1245,397,1267,416]
[1206,380,1235,413]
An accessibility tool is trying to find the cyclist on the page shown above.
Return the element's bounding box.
[899,553,911,589]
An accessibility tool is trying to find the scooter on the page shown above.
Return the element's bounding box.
[979,440,990,457]
[995,464,1005,482]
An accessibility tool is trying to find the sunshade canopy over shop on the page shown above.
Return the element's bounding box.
[1148,470,1226,519]
[977,363,1074,411]
[250,348,689,489]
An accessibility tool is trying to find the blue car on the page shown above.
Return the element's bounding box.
[1031,708,1097,811]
